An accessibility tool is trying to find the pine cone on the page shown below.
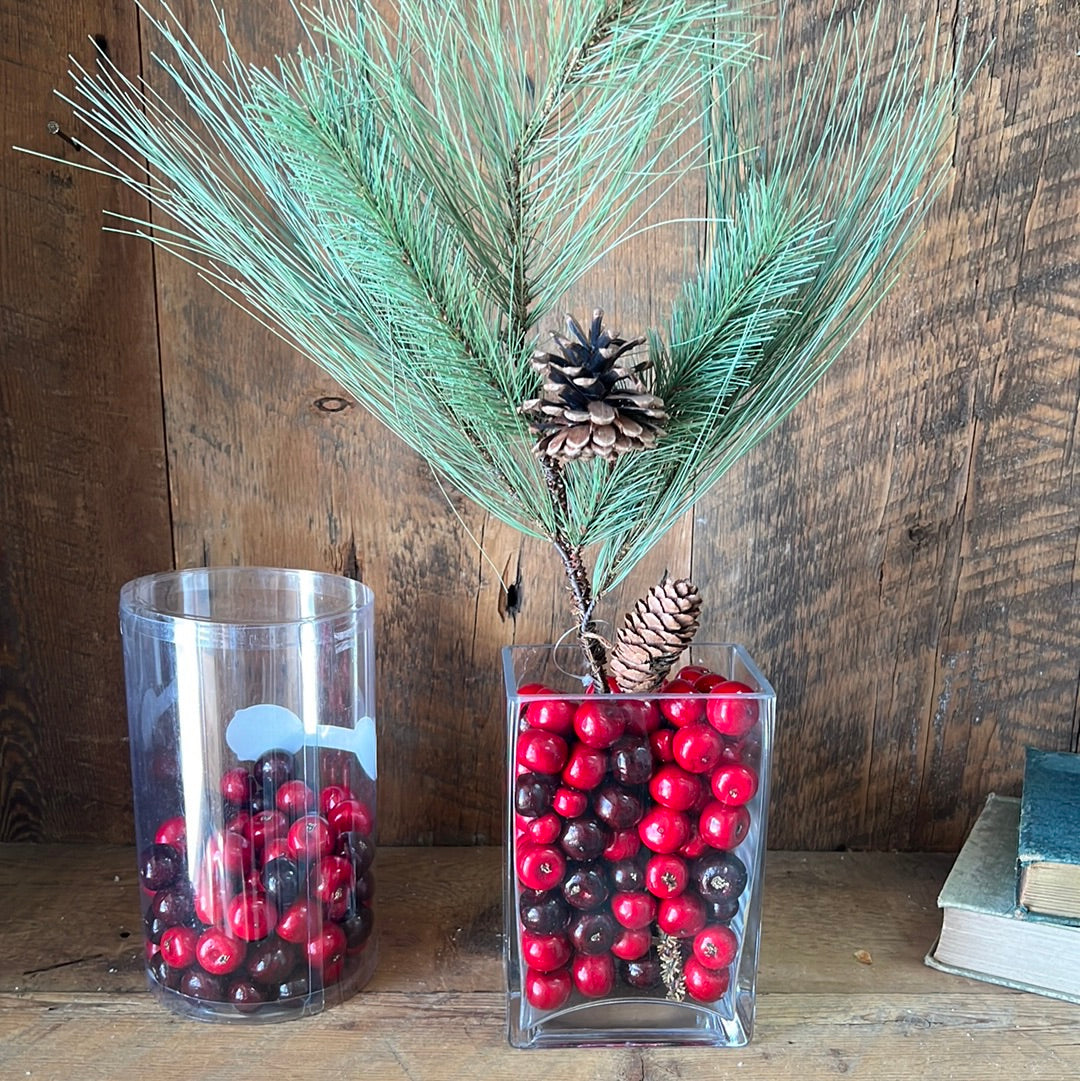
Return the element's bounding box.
[519,309,667,464]
[608,575,702,693]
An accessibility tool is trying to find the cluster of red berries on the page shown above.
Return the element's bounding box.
[513,664,760,1010]
[140,750,375,1013]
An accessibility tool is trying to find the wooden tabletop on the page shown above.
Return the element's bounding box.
[1,846,1077,1080]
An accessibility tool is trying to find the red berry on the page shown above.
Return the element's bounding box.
[525,697,575,735]
[517,729,569,774]
[159,925,198,969]
[193,866,231,926]
[516,844,567,891]
[657,892,707,938]
[678,820,710,859]
[306,921,346,972]
[684,955,731,1002]
[327,798,373,837]
[649,763,703,811]
[517,682,549,696]
[638,807,690,853]
[561,744,607,790]
[276,899,323,944]
[318,784,355,817]
[220,767,257,806]
[310,855,356,920]
[525,966,572,1010]
[705,681,758,737]
[195,927,245,976]
[571,952,615,997]
[287,814,336,861]
[205,830,253,879]
[603,827,641,862]
[276,779,317,818]
[645,853,689,898]
[573,700,627,749]
[649,728,675,763]
[154,816,187,851]
[521,812,562,845]
[692,925,739,970]
[521,931,572,973]
[673,723,725,774]
[611,926,651,961]
[227,892,277,941]
[659,680,706,727]
[676,665,711,684]
[611,891,657,930]
[552,786,589,818]
[694,672,727,693]
[710,763,759,806]
[698,802,751,849]
[262,837,291,864]
[621,699,662,735]
[245,809,289,853]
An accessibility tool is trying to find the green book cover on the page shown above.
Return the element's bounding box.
[1019,748,1080,867]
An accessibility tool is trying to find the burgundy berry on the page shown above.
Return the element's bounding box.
[343,907,375,954]
[354,869,376,905]
[649,763,702,811]
[684,955,731,1002]
[256,749,294,791]
[521,930,572,973]
[657,892,708,939]
[611,927,652,961]
[573,700,627,749]
[620,954,663,990]
[610,736,654,785]
[277,899,323,944]
[153,816,187,851]
[179,967,226,1001]
[567,910,617,955]
[562,865,609,911]
[228,979,268,1013]
[261,855,302,911]
[707,896,742,923]
[195,926,246,977]
[709,763,759,807]
[693,852,749,903]
[221,767,258,807]
[609,858,646,893]
[328,798,373,837]
[515,773,558,818]
[518,889,569,934]
[246,939,295,985]
[561,745,608,791]
[698,802,750,850]
[525,965,572,1010]
[149,951,182,991]
[705,681,757,737]
[227,892,277,942]
[517,729,569,774]
[603,828,641,862]
[659,680,706,727]
[638,807,690,854]
[149,881,195,928]
[516,844,566,892]
[693,924,739,970]
[552,786,589,818]
[672,724,725,774]
[611,891,657,931]
[159,925,199,970]
[621,699,662,735]
[287,814,336,861]
[559,816,610,862]
[276,779,317,818]
[276,973,311,1001]
[524,697,575,735]
[592,782,644,830]
[571,952,615,998]
[336,830,376,876]
[139,843,182,891]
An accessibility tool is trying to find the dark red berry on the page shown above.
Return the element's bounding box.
[567,910,617,955]
[515,773,558,817]
[705,681,757,737]
[149,951,183,990]
[228,979,268,1013]
[139,843,182,891]
[571,952,615,997]
[521,930,572,973]
[261,855,302,911]
[518,889,569,934]
[621,954,663,989]
[609,858,646,893]
[562,865,609,911]
[698,801,750,850]
[149,881,195,928]
[180,967,226,1001]
[336,830,375,876]
[592,782,644,830]
[246,938,295,985]
[525,965,572,1010]
[693,852,748,903]
[692,924,739,970]
[609,736,654,785]
[707,896,742,923]
[684,955,731,1001]
[559,816,611,862]
[343,907,374,954]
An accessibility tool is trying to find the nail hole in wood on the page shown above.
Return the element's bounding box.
[314,396,352,413]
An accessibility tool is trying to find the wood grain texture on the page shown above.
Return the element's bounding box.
[1,1,1078,847]
[3,846,1079,1081]
[0,0,173,841]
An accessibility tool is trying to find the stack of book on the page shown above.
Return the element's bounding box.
[926,748,1080,1002]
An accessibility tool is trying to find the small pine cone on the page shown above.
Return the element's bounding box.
[608,575,702,693]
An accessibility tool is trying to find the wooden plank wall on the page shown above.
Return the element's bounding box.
[2,1,1077,850]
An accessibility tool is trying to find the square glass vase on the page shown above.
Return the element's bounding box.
[503,643,774,1049]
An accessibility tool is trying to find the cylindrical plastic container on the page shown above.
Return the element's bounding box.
[119,567,377,1021]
